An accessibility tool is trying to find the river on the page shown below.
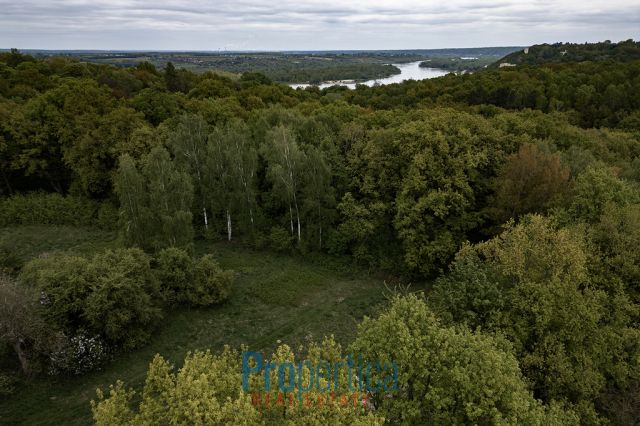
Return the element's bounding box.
[289,61,450,90]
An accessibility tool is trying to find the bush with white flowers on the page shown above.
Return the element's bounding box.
[49,331,108,376]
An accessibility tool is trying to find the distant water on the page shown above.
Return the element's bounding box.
[289,61,450,90]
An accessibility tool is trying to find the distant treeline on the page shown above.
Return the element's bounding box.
[10,47,523,83]
[493,39,640,66]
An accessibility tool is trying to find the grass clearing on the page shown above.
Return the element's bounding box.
[0,226,389,425]
[0,225,120,261]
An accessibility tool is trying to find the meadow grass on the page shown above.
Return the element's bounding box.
[0,226,389,425]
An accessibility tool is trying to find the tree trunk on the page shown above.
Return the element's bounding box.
[13,339,31,376]
[318,204,323,250]
[227,209,232,241]
[293,197,301,244]
[289,204,294,236]
[0,168,12,196]
[203,207,208,229]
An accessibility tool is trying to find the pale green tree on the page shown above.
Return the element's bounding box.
[115,148,193,251]
[114,154,149,249]
[92,343,384,425]
[301,145,334,250]
[262,125,306,244]
[169,114,211,229]
[142,146,193,250]
[351,293,578,425]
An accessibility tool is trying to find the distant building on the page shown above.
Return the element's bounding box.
[499,62,516,68]
[524,47,529,54]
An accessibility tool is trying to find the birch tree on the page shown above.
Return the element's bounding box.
[115,148,193,251]
[169,114,210,229]
[206,127,235,241]
[207,120,258,241]
[302,145,334,250]
[262,125,306,244]
[226,120,258,236]
[115,154,149,249]
[142,146,194,250]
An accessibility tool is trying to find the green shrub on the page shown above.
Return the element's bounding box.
[96,202,119,230]
[0,245,23,275]
[155,248,234,307]
[19,254,89,331]
[268,226,292,252]
[155,247,195,304]
[20,248,163,350]
[0,274,62,376]
[0,193,118,229]
[0,371,16,398]
[84,249,163,349]
[188,255,233,306]
[48,331,108,376]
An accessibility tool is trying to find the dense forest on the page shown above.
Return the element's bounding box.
[494,39,640,66]
[1,39,640,424]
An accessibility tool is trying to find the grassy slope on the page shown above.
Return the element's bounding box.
[0,226,389,425]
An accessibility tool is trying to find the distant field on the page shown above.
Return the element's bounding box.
[0,225,391,425]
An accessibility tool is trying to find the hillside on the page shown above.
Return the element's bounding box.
[492,39,640,67]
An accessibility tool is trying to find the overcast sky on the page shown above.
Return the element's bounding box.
[0,0,638,51]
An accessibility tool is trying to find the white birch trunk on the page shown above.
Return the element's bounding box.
[289,205,294,236]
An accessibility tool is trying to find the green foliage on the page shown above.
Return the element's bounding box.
[569,165,639,223]
[142,147,194,250]
[114,155,147,248]
[64,106,146,197]
[20,248,164,350]
[190,255,233,306]
[350,294,577,424]
[0,274,61,376]
[495,40,640,67]
[84,249,164,349]
[92,342,384,425]
[392,116,492,275]
[206,119,259,241]
[155,248,233,307]
[0,245,23,275]
[155,247,195,304]
[262,125,306,244]
[268,226,293,252]
[0,371,17,397]
[429,253,506,330]
[440,215,640,422]
[168,113,211,228]
[0,192,115,229]
[588,203,640,303]
[115,147,194,252]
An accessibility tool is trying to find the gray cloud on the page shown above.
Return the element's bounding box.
[0,0,638,50]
